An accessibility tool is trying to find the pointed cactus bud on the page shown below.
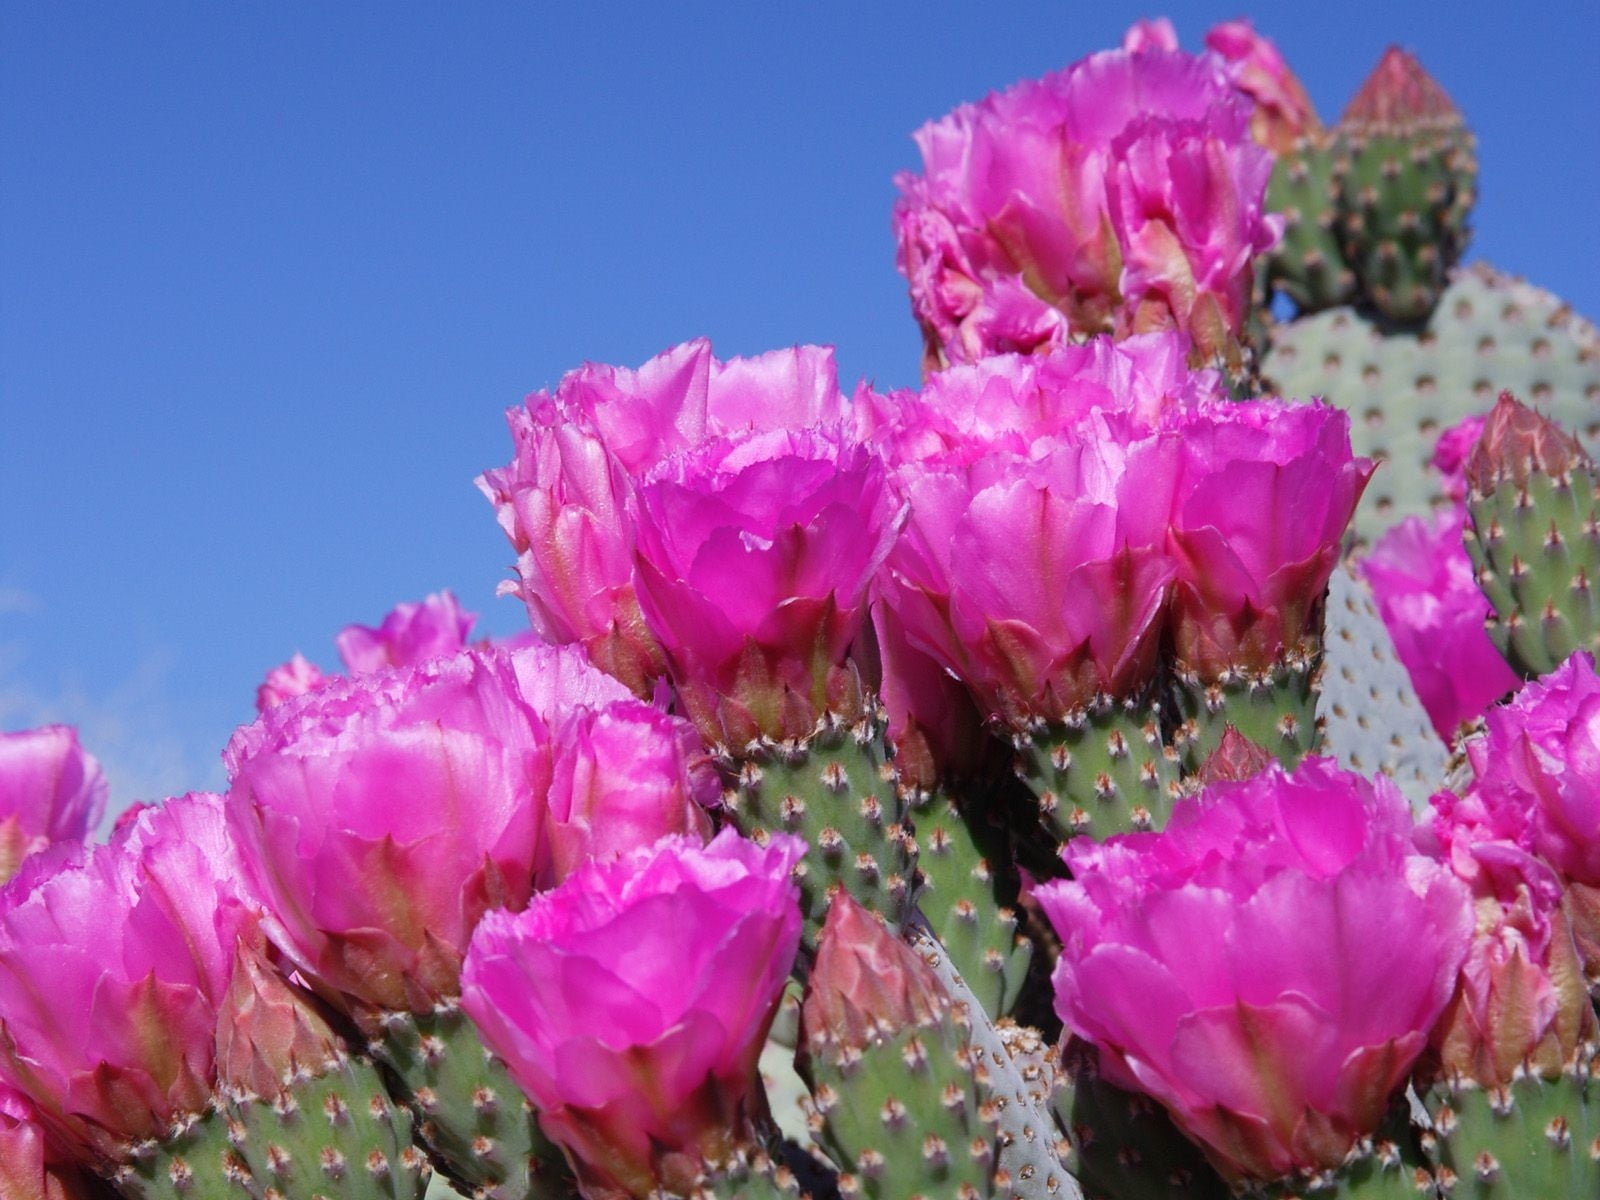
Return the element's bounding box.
[1191,725,1274,787]
[1332,46,1476,321]
[1466,391,1590,496]
[214,940,343,1102]
[1341,46,1463,132]
[802,895,948,1059]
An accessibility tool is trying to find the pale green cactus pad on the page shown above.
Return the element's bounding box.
[1317,564,1449,809]
[1261,264,1600,544]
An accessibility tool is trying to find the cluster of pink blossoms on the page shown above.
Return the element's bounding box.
[0,639,800,1194]
[4,16,1591,1200]
[893,19,1290,373]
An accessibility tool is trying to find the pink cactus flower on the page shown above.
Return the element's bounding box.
[863,343,1203,727]
[335,589,477,674]
[1419,792,1594,1088]
[0,794,259,1163]
[1362,511,1519,739]
[480,340,853,698]
[631,426,899,746]
[1466,653,1600,887]
[226,644,603,1015]
[0,1085,99,1200]
[254,652,328,713]
[1166,398,1373,675]
[1035,759,1471,1183]
[543,699,718,886]
[460,829,804,1199]
[1430,412,1488,505]
[1204,20,1320,153]
[0,727,106,885]
[225,641,715,1020]
[894,37,1278,370]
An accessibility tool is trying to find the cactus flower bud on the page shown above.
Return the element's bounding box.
[1192,725,1274,786]
[0,727,106,884]
[213,940,344,1103]
[1341,46,1463,132]
[801,894,948,1057]
[1465,391,1589,496]
[1036,759,1472,1183]
[335,589,477,674]
[460,829,804,1199]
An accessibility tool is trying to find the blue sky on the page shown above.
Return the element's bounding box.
[3,3,1596,815]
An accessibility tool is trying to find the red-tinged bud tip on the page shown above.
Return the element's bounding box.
[1465,392,1589,494]
[1194,726,1275,787]
[1341,47,1462,131]
[802,894,949,1056]
[214,939,343,1100]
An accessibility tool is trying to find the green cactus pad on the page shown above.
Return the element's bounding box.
[902,786,1032,1020]
[1054,1041,1229,1200]
[1012,696,1178,843]
[907,930,1079,1198]
[1422,1061,1599,1198]
[224,1052,428,1200]
[1261,265,1600,544]
[1329,122,1475,325]
[803,1011,999,1200]
[369,1001,579,1200]
[1464,457,1600,678]
[1263,135,1355,314]
[1171,648,1322,774]
[722,707,916,945]
[1318,564,1449,809]
[693,1148,813,1199]
[110,1109,253,1200]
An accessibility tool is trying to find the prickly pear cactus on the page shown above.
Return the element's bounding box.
[1463,403,1600,678]
[111,1111,253,1200]
[370,1001,579,1200]
[903,786,1032,1019]
[1328,47,1477,324]
[1421,1060,1600,1198]
[225,1054,429,1200]
[1170,648,1322,774]
[1261,265,1600,543]
[1012,695,1178,843]
[1262,133,1354,314]
[1317,563,1449,808]
[722,707,916,943]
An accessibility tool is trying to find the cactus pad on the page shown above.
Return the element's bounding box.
[1318,563,1450,808]
[1422,1060,1600,1198]
[1170,647,1322,774]
[903,786,1032,1019]
[723,707,916,944]
[1012,695,1178,843]
[225,1052,428,1200]
[370,1000,578,1200]
[1261,265,1600,543]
